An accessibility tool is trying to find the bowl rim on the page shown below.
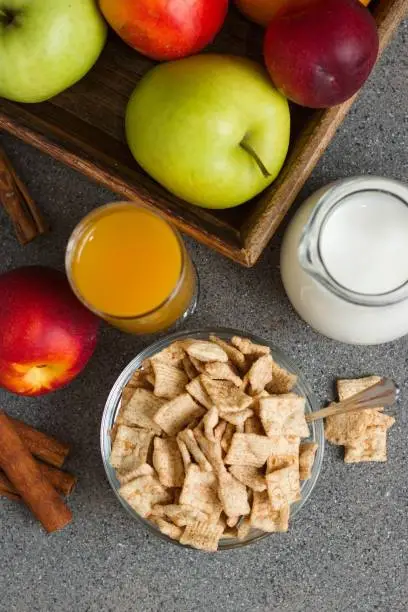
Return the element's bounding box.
[100,327,325,551]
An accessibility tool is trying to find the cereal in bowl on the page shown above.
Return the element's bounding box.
[110,336,317,551]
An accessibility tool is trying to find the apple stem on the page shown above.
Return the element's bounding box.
[240,141,271,178]
[0,9,16,26]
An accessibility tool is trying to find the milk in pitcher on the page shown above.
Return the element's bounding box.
[280,177,408,344]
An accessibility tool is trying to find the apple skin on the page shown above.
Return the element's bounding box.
[99,0,228,61]
[0,266,100,396]
[125,54,290,209]
[235,0,291,27]
[0,0,107,103]
[264,0,379,108]
[235,0,371,27]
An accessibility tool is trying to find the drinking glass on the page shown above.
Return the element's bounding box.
[66,202,198,334]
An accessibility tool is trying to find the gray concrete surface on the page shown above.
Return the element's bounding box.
[1,19,407,612]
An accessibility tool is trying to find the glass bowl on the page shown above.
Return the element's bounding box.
[100,328,324,551]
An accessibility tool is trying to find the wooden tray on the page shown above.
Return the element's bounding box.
[0,0,406,266]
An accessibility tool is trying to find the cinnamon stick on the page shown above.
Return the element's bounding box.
[0,411,72,532]
[0,460,77,499]
[0,147,47,244]
[0,478,20,502]
[0,471,23,500]
[9,416,70,468]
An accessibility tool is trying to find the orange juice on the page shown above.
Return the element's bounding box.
[66,203,197,334]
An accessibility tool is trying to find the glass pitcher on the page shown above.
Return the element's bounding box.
[280,176,408,344]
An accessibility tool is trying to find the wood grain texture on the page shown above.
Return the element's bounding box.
[0,0,406,266]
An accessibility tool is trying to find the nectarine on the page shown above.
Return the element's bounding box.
[0,266,99,396]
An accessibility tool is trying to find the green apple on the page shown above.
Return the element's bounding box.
[125,54,290,209]
[0,0,107,103]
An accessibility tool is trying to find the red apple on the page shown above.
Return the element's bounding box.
[98,0,228,61]
[264,0,379,108]
[0,266,99,396]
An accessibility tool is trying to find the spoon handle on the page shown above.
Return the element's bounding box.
[306,377,398,423]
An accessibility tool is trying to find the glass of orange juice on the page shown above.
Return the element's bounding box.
[65,202,198,334]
